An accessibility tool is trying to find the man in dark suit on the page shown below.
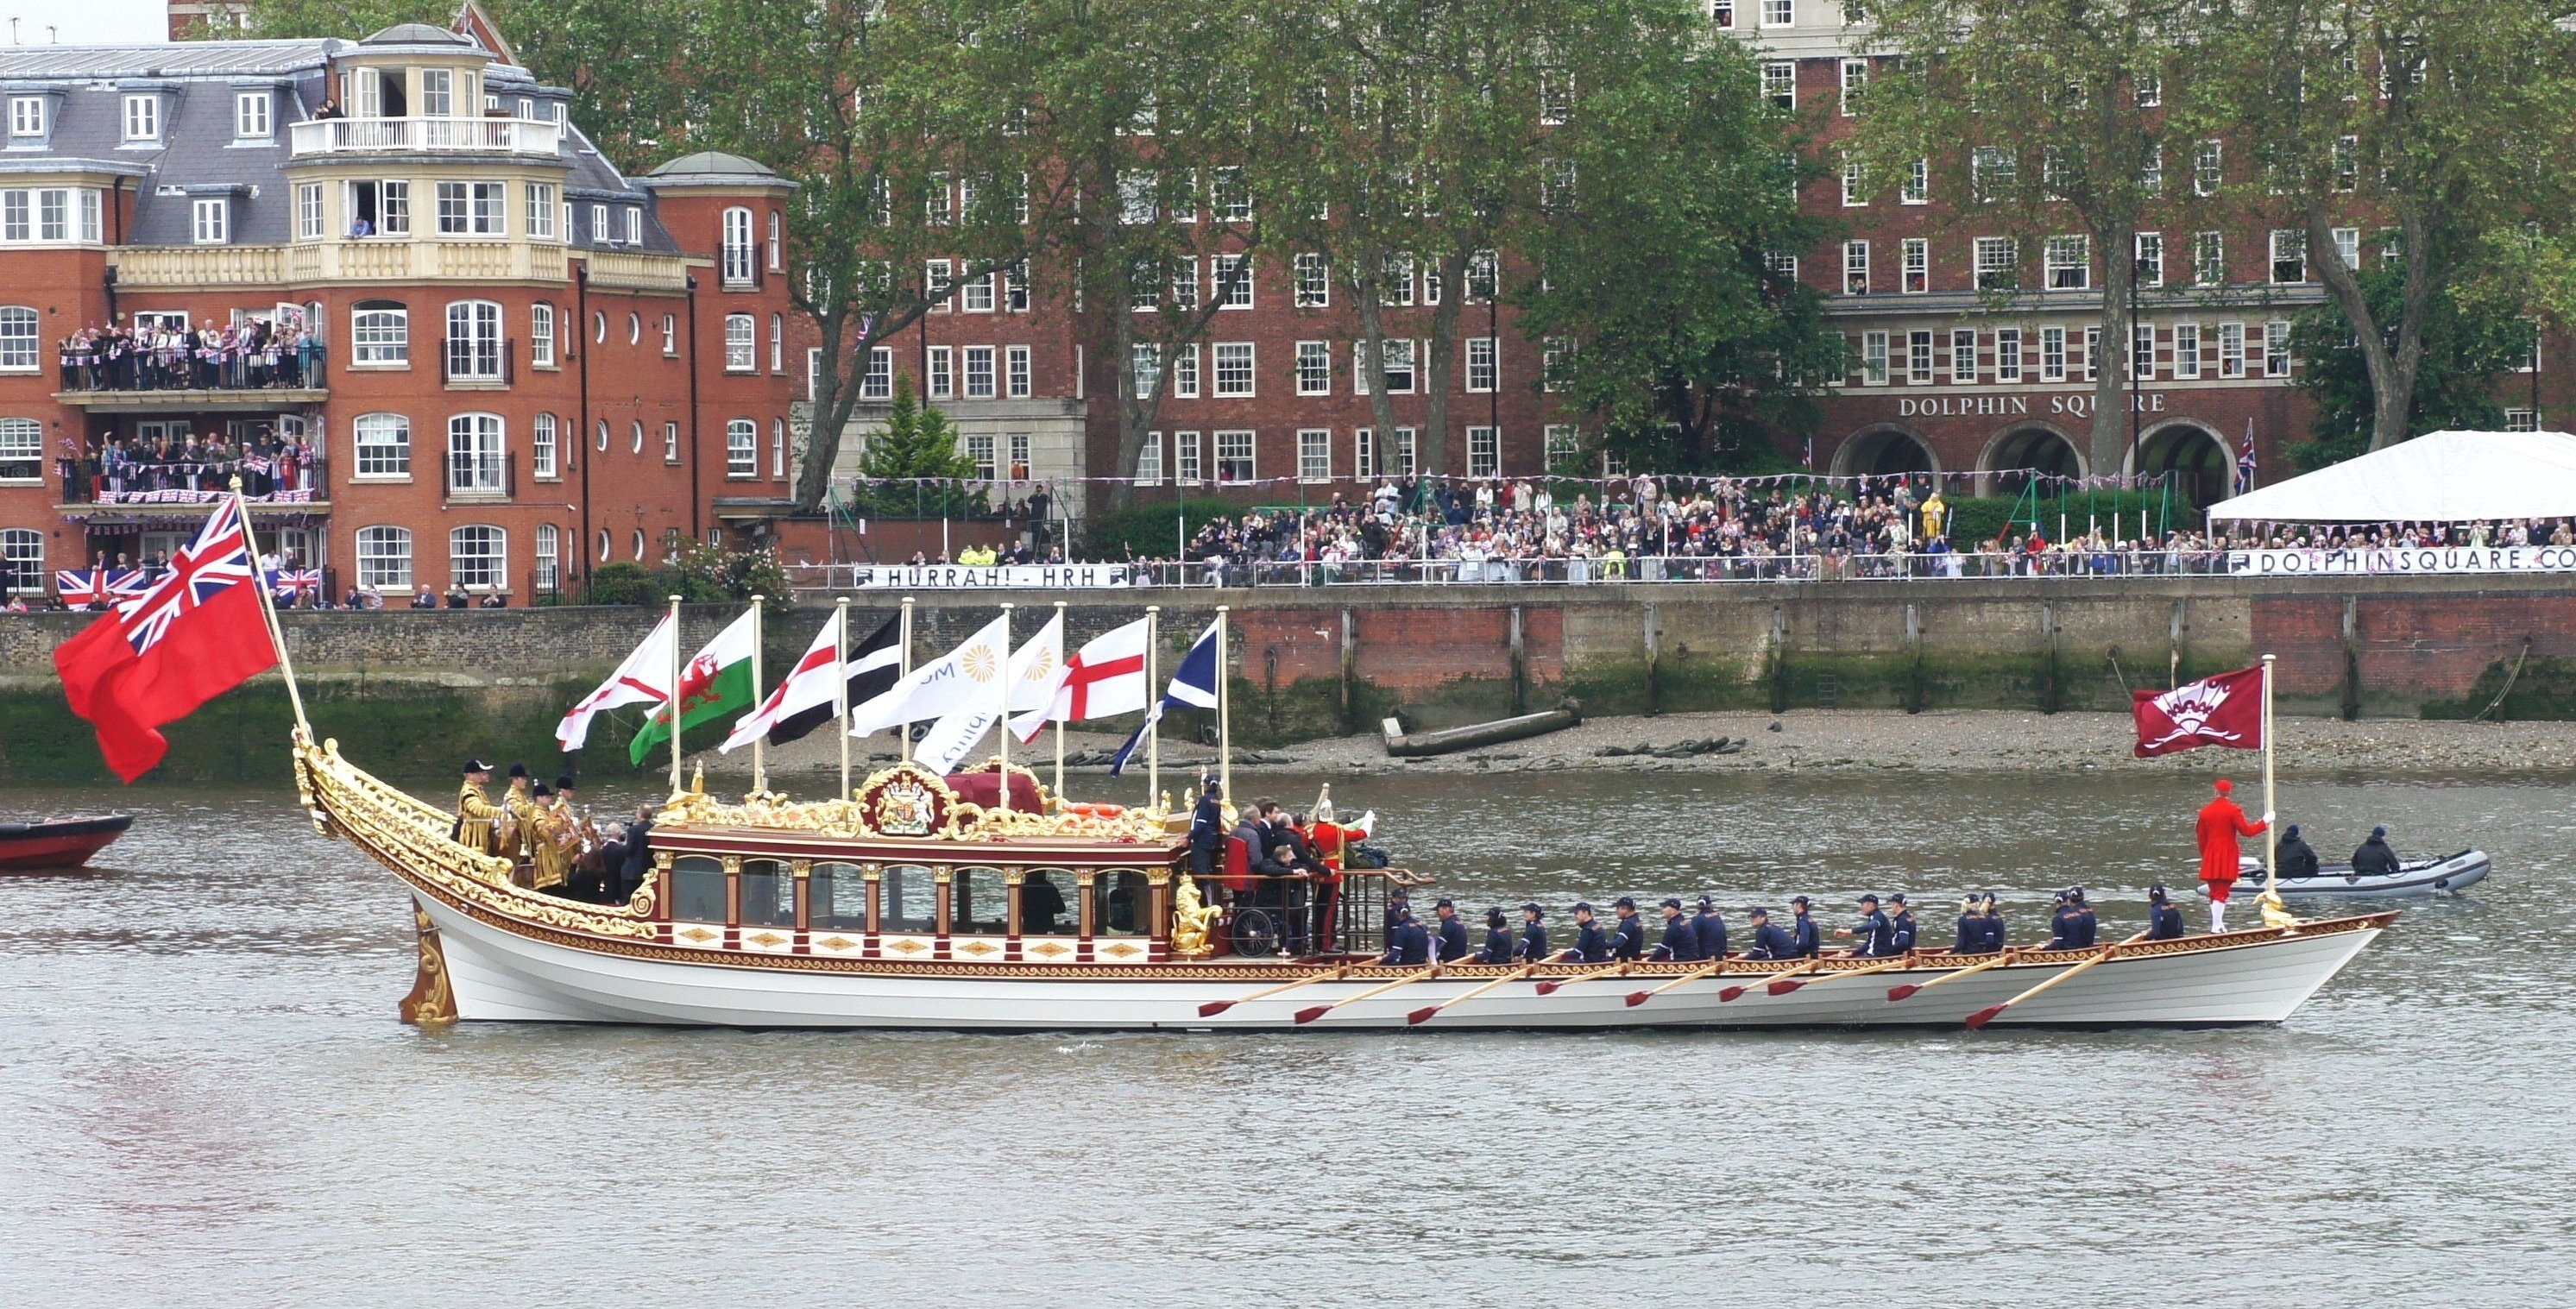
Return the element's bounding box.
[595,803,653,902]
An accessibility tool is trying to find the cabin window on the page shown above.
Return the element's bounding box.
[952,865,1008,935]
[883,864,936,932]
[671,855,727,922]
[1021,867,1077,935]
[1094,868,1152,936]
[809,861,866,930]
[740,859,793,928]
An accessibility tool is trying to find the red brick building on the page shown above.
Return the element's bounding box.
[0,19,797,602]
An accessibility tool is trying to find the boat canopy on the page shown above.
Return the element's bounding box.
[2206,430,2576,522]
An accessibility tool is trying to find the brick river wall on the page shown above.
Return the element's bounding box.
[5,575,2574,781]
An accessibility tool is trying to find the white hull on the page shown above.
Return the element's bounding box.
[419,894,2384,1030]
[2219,850,2491,898]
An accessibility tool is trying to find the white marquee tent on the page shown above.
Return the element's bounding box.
[2204,430,2576,523]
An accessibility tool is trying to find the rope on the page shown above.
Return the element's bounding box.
[2472,637,2534,722]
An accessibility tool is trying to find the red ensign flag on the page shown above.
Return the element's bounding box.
[54,499,280,782]
[2132,665,2267,758]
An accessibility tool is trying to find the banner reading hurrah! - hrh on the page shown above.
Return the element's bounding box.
[843,564,1136,588]
[2228,545,2576,576]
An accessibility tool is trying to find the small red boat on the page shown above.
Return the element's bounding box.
[0,815,135,871]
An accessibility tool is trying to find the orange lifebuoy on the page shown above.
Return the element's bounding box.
[1067,802,1126,819]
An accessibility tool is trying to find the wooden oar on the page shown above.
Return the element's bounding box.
[1962,932,2147,1029]
[1886,949,2018,1002]
[1196,961,1351,1018]
[1406,960,1541,1026]
[1625,954,1740,1008]
[1767,953,1915,997]
[1293,961,1447,1025]
[1719,956,1824,1003]
[1532,960,1629,997]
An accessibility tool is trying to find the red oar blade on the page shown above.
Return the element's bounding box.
[1197,1000,1236,1017]
[1292,1004,1330,1025]
[1963,1004,2006,1029]
[1886,984,1921,1003]
[1717,985,1748,1002]
[1533,979,1563,996]
[1405,1005,1439,1025]
[1766,978,1808,996]
[1623,990,1651,1007]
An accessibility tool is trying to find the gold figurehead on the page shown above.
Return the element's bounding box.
[1168,873,1221,959]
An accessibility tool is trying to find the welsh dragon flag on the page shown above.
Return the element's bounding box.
[629,607,759,766]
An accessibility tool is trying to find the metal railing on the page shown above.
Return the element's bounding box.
[444,450,514,500]
[786,550,2252,590]
[289,116,563,158]
[60,454,330,507]
[440,336,513,386]
[57,342,328,393]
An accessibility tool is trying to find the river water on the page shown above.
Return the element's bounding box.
[2,765,2567,1307]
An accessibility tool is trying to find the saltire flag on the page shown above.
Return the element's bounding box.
[1010,615,1150,745]
[913,614,1062,773]
[52,498,277,782]
[556,613,677,751]
[1108,619,1220,777]
[724,613,902,752]
[2132,665,2267,758]
[850,613,1009,739]
[630,607,760,766]
[2234,420,2258,496]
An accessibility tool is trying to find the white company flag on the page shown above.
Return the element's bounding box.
[720,607,842,753]
[915,614,1063,771]
[1009,615,1151,744]
[555,612,676,750]
[849,613,1009,738]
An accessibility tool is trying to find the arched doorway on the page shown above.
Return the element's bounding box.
[1980,425,2084,496]
[2135,423,2230,511]
[1834,425,1937,478]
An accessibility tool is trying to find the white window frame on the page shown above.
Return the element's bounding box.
[352,412,412,480]
[1006,345,1031,398]
[2264,320,2292,377]
[191,197,229,245]
[530,303,556,368]
[1543,425,1578,472]
[1214,429,1256,484]
[1174,430,1202,484]
[2270,230,2306,284]
[234,90,271,141]
[1901,158,1928,205]
[1214,254,1252,309]
[1842,240,1869,294]
[1466,337,1498,392]
[1296,340,1332,395]
[1761,62,1796,109]
[1975,236,2016,291]
[727,419,759,477]
[1467,425,1500,478]
[1994,328,2023,383]
[724,313,756,372]
[122,93,159,143]
[356,526,413,589]
[1298,428,1332,482]
[351,301,408,367]
[1861,330,1889,385]
[2135,231,2163,286]
[2194,231,2225,286]
[1839,59,1867,116]
[7,96,42,139]
[533,412,559,478]
[1906,330,1933,385]
[964,345,998,399]
[929,345,955,399]
[1213,342,1255,397]
[2219,322,2246,378]
[444,299,504,381]
[449,525,506,593]
[1902,237,1929,293]
[0,416,45,482]
[721,206,755,286]
[526,183,557,240]
[2044,235,2089,289]
[295,182,324,240]
[2173,322,2201,380]
[863,346,894,400]
[2040,326,2068,382]
[1950,329,1978,384]
[1170,343,1200,398]
[1136,431,1163,484]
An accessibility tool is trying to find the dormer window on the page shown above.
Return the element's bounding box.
[420,68,453,117]
[235,91,272,141]
[624,205,642,245]
[123,93,160,143]
[7,97,41,139]
[192,197,230,244]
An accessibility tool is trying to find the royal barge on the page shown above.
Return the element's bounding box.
[292,732,2392,1031]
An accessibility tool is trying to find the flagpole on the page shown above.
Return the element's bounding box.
[898,595,915,764]
[668,594,684,799]
[996,602,1013,815]
[835,595,852,798]
[1052,599,1067,802]
[746,595,762,798]
[1144,604,1161,810]
[2262,651,2277,902]
[232,487,310,740]
[1216,603,1231,809]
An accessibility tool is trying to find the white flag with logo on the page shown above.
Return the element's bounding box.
[849,613,1008,738]
[1008,607,1063,714]
[914,614,1062,769]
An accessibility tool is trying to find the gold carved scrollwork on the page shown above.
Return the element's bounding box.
[397,900,459,1026]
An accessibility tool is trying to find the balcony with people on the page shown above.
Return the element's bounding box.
[54,320,328,410]
[56,425,329,511]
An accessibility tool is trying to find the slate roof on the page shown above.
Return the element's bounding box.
[0,36,676,253]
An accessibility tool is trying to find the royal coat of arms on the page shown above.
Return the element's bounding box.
[856,763,954,837]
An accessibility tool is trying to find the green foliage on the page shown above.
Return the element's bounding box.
[852,375,987,519]
[1084,499,1237,561]
[582,548,787,605]
[1942,488,2185,550]
[2287,260,2534,470]
[583,562,660,607]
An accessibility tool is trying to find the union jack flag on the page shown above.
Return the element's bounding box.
[267,568,323,599]
[54,569,146,606]
[2234,420,2258,496]
[117,500,257,655]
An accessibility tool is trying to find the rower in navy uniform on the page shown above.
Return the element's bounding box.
[1788,896,1822,958]
[1977,891,2006,952]
[1512,903,1550,963]
[1885,893,1918,953]
[1650,897,1704,962]
[1833,893,1897,957]
[2068,887,2098,947]
[1380,907,1431,965]
[2045,889,2095,950]
[1953,894,1987,953]
[1745,907,1796,960]
[1187,777,1225,883]
[1692,896,1729,960]
[1561,902,1609,963]
[1477,907,1515,963]
[2145,884,2187,940]
[1605,896,1648,961]
[1430,897,1471,962]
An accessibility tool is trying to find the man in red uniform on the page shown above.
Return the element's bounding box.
[2195,778,2270,932]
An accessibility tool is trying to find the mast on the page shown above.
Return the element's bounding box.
[2262,651,2277,900]
[1052,599,1067,801]
[1216,603,1231,809]
[835,595,852,798]
[898,595,914,764]
[996,602,1013,815]
[234,487,311,740]
[749,593,765,797]
[666,594,683,798]
[1144,604,1160,809]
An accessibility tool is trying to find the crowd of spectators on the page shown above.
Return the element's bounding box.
[58,320,323,393]
[57,426,322,504]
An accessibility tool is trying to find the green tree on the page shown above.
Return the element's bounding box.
[2287,259,2535,469]
[1514,0,1838,472]
[853,374,985,519]
[1855,0,2204,475]
[2200,0,2576,453]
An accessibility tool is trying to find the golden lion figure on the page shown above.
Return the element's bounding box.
[1168,875,1223,959]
